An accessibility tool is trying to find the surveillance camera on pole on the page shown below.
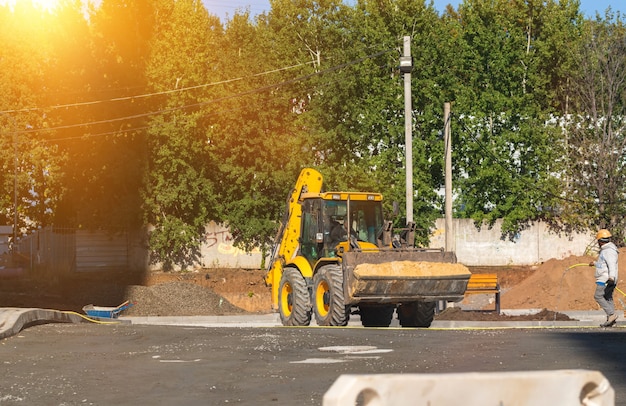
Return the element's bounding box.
[399,55,413,74]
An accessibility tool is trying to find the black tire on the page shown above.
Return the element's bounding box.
[359,305,395,327]
[278,267,311,326]
[397,301,436,328]
[312,264,349,326]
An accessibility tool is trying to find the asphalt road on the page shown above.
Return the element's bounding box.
[1,323,624,405]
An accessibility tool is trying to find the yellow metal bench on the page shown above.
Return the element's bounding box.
[465,273,501,314]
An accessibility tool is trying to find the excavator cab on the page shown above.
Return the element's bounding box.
[298,193,384,267]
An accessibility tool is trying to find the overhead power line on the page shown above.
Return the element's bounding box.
[38,62,367,143]
[6,48,394,136]
[0,61,316,115]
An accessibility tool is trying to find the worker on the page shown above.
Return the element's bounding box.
[329,216,348,246]
[589,229,619,327]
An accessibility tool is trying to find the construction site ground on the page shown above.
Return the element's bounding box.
[0,319,623,405]
[2,252,625,405]
[1,249,625,321]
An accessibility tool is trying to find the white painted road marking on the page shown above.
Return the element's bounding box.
[291,345,393,364]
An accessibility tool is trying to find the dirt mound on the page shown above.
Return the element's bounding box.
[436,307,574,321]
[502,249,626,311]
[139,269,272,315]
[122,282,245,317]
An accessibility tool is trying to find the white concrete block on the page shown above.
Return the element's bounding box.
[323,370,613,406]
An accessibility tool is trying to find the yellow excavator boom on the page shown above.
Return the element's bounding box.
[265,168,323,308]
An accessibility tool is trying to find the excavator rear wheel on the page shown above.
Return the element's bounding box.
[397,301,436,328]
[313,264,349,326]
[359,305,395,327]
[278,267,311,326]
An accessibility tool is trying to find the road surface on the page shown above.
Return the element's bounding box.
[0,323,624,405]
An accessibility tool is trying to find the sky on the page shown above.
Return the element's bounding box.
[203,0,625,21]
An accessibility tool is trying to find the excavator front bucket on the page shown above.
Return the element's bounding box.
[342,250,471,304]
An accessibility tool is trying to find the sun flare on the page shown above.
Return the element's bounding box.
[0,0,60,12]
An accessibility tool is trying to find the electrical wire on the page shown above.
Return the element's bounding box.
[2,48,394,136]
[39,61,367,143]
[0,61,317,115]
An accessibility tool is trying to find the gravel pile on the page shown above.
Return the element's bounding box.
[121,281,245,317]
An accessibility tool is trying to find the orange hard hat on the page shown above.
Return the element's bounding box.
[596,229,612,240]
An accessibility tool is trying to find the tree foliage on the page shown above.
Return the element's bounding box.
[141,0,222,269]
[1,0,624,268]
[560,12,626,243]
[0,2,80,232]
[451,0,576,238]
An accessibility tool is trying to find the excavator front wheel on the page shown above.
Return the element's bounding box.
[313,264,349,326]
[278,267,311,326]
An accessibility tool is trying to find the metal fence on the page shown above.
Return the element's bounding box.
[15,227,130,273]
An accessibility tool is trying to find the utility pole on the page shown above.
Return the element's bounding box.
[399,36,413,223]
[444,102,455,252]
[13,131,17,252]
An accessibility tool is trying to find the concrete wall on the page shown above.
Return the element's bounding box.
[196,222,263,269]
[142,222,264,271]
[14,220,597,271]
[190,219,594,269]
[429,218,596,266]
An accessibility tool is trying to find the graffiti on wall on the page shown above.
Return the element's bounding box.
[203,224,261,257]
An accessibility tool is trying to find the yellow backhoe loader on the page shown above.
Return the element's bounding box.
[265,168,470,327]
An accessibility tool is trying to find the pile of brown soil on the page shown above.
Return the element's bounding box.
[501,248,626,311]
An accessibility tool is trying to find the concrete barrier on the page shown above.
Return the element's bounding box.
[323,369,614,406]
[0,308,84,340]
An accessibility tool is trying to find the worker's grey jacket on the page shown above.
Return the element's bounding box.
[594,242,619,284]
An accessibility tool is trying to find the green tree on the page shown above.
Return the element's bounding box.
[560,12,626,244]
[205,2,339,255]
[301,0,458,244]
[299,0,397,192]
[142,0,223,269]
[450,0,579,238]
